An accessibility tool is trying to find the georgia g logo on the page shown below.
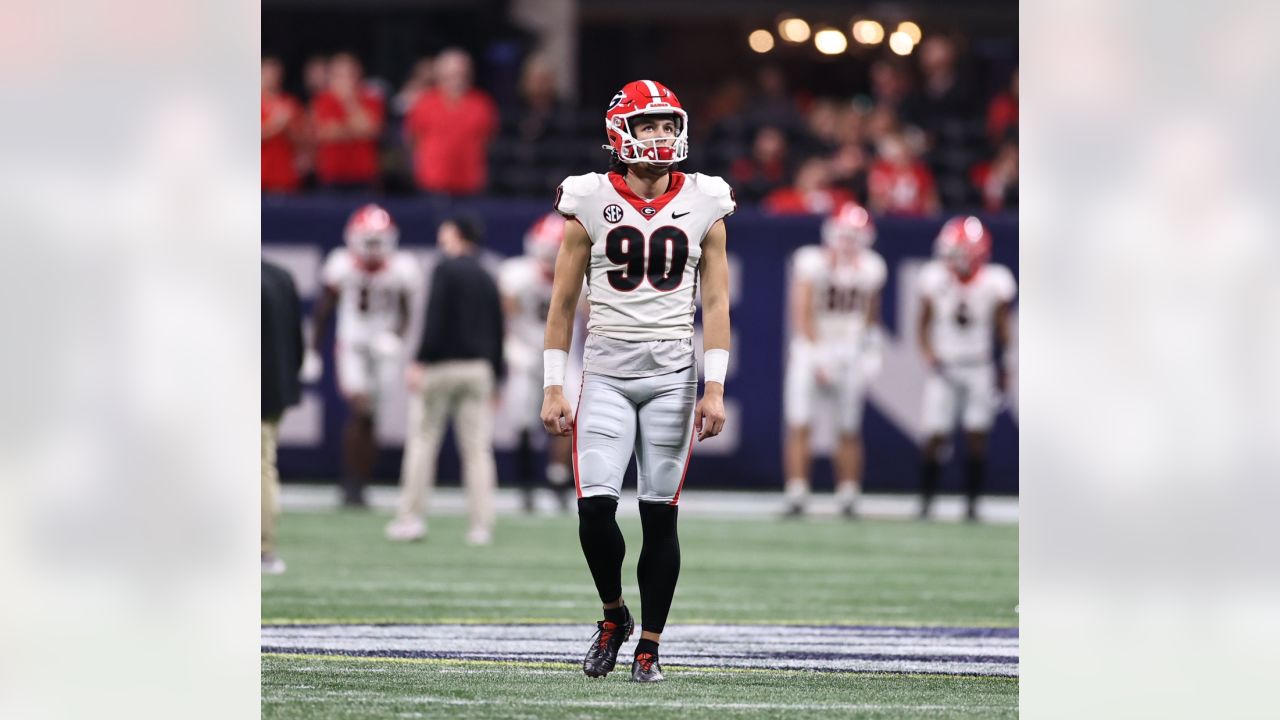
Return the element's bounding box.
[607,91,625,110]
[603,204,624,223]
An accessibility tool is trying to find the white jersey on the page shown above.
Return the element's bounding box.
[321,248,419,346]
[555,171,736,342]
[918,261,1016,364]
[792,245,886,347]
[498,256,552,366]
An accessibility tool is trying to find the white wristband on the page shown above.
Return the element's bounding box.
[543,349,568,388]
[704,349,730,385]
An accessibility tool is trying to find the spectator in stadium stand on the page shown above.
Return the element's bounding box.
[900,36,975,139]
[261,260,305,575]
[310,53,385,191]
[970,140,1019,211]
[509,53,574,147]
[763,156,857,215]
[261,57,305,193]
[869,59,913,112]
[405,48,499,196]
[743,65,805,134]
[867,132,940,217]
[729,125,790,202]
[829,141,870,204]
[387,216,505,546]
[302,55,329,103]
[986,69,1018,146]
[392,57,435,118]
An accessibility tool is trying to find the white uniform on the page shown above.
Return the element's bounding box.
[784,245,887,432]
[498,256,584,434]
[554,171,735,502]
[321,248,419,402]
[918,261,1017,433]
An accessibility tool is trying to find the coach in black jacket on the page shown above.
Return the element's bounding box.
[387,215,506,546]
[262,260,304,574]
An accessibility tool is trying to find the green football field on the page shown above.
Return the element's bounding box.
[262,502,1018,718]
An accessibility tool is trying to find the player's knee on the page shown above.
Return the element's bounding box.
[639,501,678,537]
[578,495,619,521]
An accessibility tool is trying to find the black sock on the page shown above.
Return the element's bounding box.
[603,605,629,626]
[517,430,534,489]
[578,497,625,604]
[635,638,659,657]
[637,502,681,635]
[965,456,986,507]
[921,458,941,504]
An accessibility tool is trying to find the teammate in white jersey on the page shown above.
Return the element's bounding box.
[304,204,419,507]
[917,216,1016,521]
[782,202,886,518]
[540,79,734,683]
[498,213,582,513]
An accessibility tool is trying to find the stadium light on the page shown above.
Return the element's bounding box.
[814,29,848,55]
[778,17,811,43]
[888,31,915,56]
[897,21,923,44]
[748,29,775,53]
[852,20,885,45]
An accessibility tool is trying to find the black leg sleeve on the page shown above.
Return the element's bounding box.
[921,458,941,502]
[964,456,986,504]
[516,430,534,488]
[578,496,625,604]
[637,502,681,634]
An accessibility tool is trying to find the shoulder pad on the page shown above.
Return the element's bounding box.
[690,173,736,217]
[554,173,603,217]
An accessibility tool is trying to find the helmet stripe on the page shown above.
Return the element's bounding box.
[641,79,661,99]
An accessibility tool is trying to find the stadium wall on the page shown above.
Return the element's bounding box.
[263,195,1018,494]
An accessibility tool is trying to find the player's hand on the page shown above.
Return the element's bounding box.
[996,366,1010,394]
[541,387,573,437]
[405,362,426,393]
[922,348,941,372]
[695,383,726,442]
[300,348,324,383]
[814,366,832,387]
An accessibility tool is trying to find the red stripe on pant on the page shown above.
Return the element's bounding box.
[571,372,585,498]
[669,415,696,505]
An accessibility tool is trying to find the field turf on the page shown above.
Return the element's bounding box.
[262,502,1017,718]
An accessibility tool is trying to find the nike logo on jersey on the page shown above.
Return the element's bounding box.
[672,211,690,219]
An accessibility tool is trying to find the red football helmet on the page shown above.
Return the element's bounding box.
[934,216,992,280]
[603,79,689,165]
[524,212,565,275]
[822,202,877,254]
[344,204,399,269]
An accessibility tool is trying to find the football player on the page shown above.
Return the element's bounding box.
[782,202,886,518]
[304,204,419,507]
[917,216,1016,521]
[540,80,734,682]
[497,213,582,513]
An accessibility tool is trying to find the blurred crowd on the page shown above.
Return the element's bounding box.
[263,38,1017,214]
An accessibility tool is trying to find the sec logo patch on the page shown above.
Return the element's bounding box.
[603,204,624,223]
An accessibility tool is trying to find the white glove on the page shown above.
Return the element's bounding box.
[371,331,404,360]
[300,348,324,383]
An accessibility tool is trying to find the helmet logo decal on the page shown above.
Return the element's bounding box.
[607,91,625,110]
[603,204,624,223]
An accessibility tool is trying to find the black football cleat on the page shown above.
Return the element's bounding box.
[631,652,665,683]
[583,607,634,678]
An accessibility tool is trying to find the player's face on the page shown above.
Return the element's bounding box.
[631,117,678,146]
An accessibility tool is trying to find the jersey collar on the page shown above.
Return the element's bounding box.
[608,171,686,220]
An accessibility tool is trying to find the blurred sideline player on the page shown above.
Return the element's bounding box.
[303,204,418,507]
[917,216,1016,521]
[782,202,886,517]
[498,213,583,513]
[541,79,734,683]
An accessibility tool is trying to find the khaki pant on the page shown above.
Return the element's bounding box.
[261,419,280,554]
[396,360,496,531]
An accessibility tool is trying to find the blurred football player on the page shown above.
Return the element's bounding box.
[498,213,582,513]
[303,204,418,507]
[541,80,734,682]
[782,202,886,518]
[917,216,1016,521]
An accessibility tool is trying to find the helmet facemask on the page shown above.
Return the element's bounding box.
[607,110,688,166]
